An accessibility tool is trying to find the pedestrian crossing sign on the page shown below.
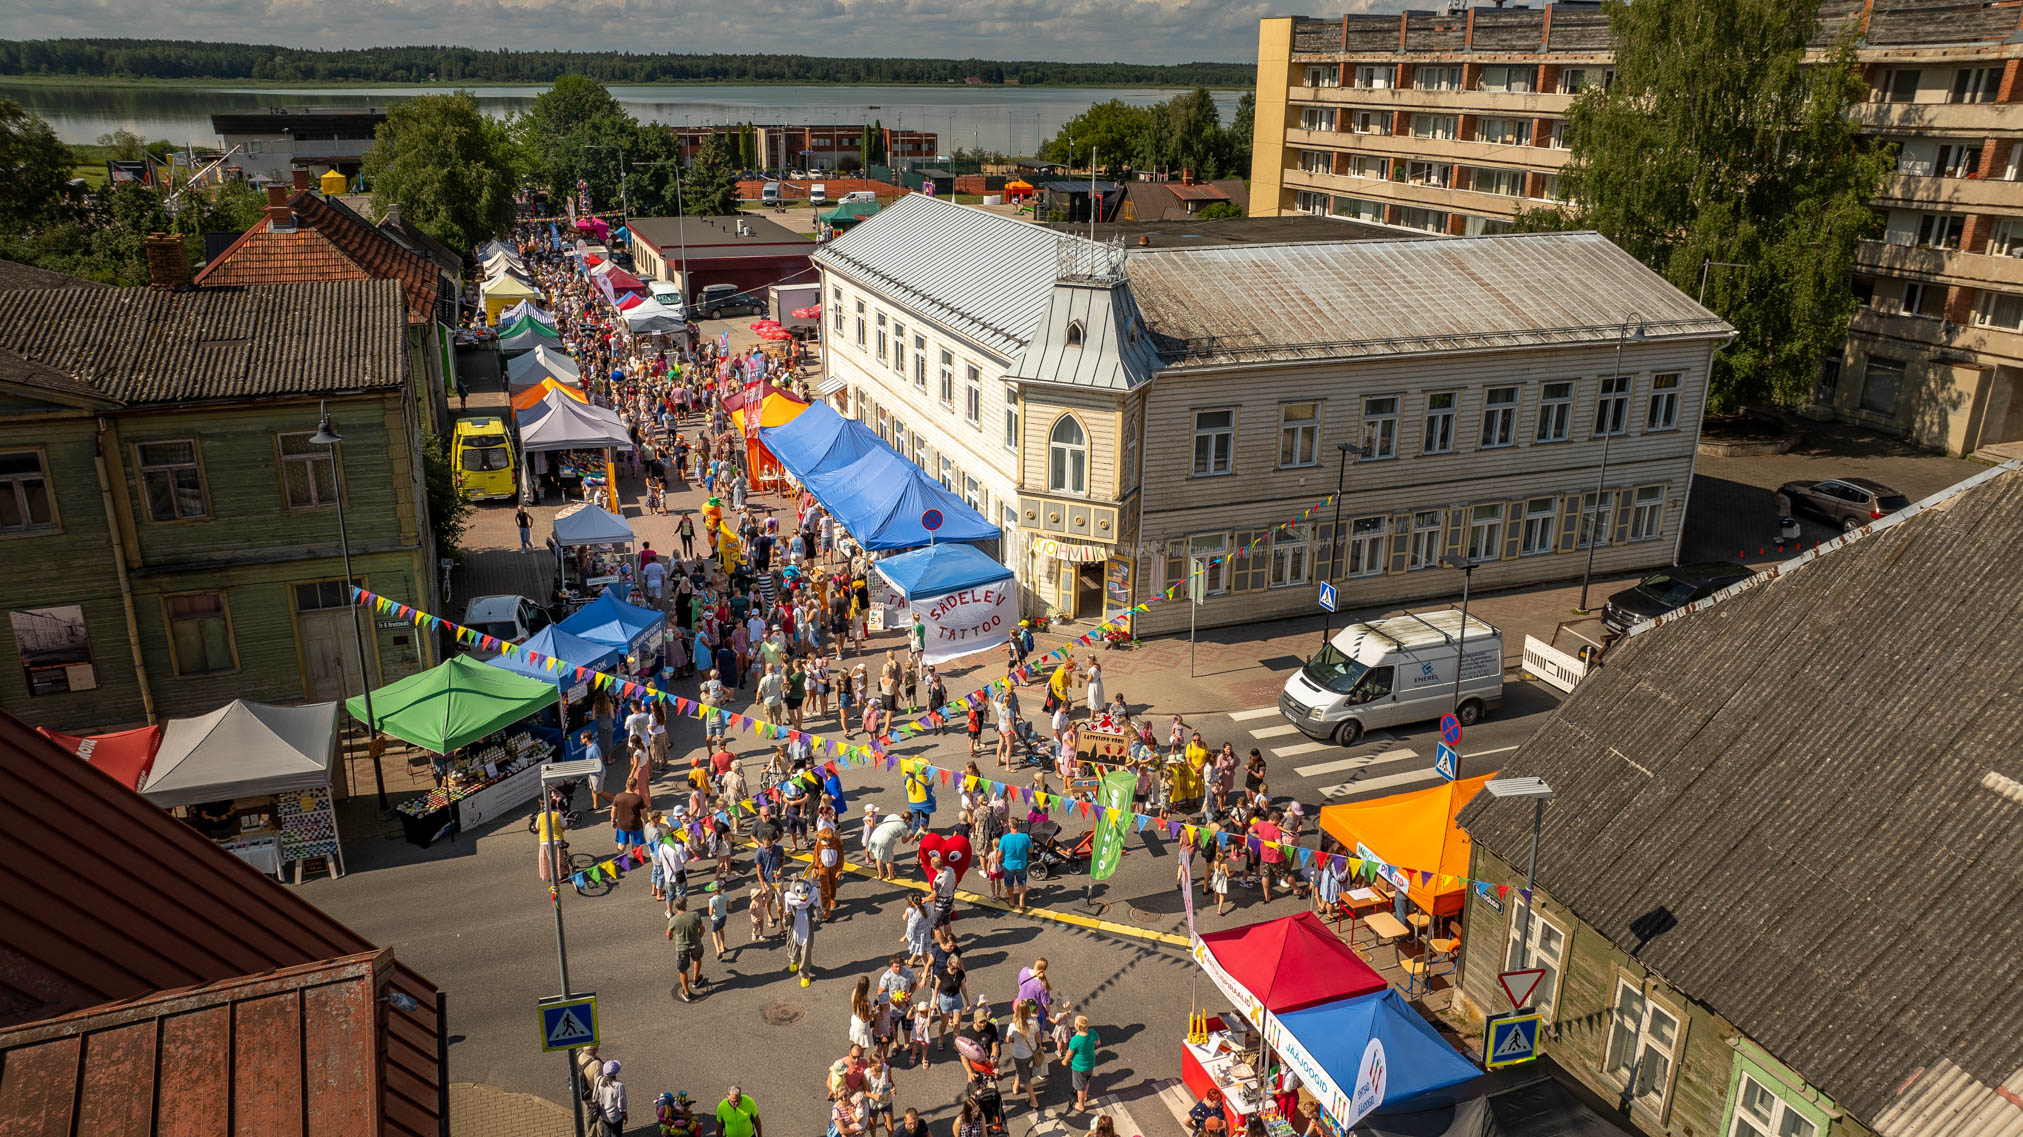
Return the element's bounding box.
[538,994,599,1053]
[1434,743,1460,781]
[1483,1011,1542,1068]
[1318,582,1337,613]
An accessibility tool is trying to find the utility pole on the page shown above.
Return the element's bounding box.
[1578,312,1645,613]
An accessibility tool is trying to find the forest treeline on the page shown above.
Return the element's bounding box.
[0,39,1255,88]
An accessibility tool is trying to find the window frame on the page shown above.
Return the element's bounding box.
[1629,485,1664,542]
[1187,532,1231,596]
[1603,977,1685,1120]
[832,286,845,333]
[275,430,341,512]
[1345,515,1387,578]
[162,589,240,678]
[913,335,927,388]
[1576,489,1614,550]
[1519,497,1557,556]
[1503,908,1569,1025]
[1647,373,1681,432]
[1481,385,1518,448]
[938,350,955,406]
[1408,510,1443,570]
[0,447,60,536]
[1191,407,1236,478]
[1361,395,1400,460]
[1004,396,1019,452]
[1277,402,1321,469]
[891,319,907,374]
[1269,524,1312,588]
[1536,381,1574,443]
[1595,374,1633,438]
[876,310,888,363]
[1728,1071,1820,1137]
[134,438,212,523]
[855,299,866,347]
[964,364,982,426]
[1047,415,1089,496]
[1421,391,1458,455]
[1466,503,1504,563]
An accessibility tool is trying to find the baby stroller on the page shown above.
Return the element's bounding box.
[1026,820,1093,881]
[956,1040,1007,1134]
[1010,719,1051,770]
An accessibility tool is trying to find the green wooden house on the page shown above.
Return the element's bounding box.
[0,247,440,732]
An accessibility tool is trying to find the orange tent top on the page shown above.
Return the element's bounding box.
[510,378,588,412]
[730,388,811,434]
[1005,179,1035,191]
[1318,771,1496,917]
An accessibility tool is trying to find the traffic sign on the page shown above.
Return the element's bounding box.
[1438,713,1462,745]
[1318,582,1337,613]
[1433,743,1459,781]
[1497,968,1547,1011]
[1483,1011,1542,1068]
[537,994,599,1052]
[1187,558,1206,605]
[920,508,944,532]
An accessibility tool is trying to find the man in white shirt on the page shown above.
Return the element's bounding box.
[642,557,667,603]
[654,830,691,913]
[757,664,787,725]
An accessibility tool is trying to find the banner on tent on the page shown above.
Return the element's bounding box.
[914,581,1017,664]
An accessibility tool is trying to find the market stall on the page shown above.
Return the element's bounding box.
[511,377,588,414]
[507,344,582,390]
[498,313,563,354]
[1264,989,1481,1134]
[36,723,161,791]
[805,449,1000,549]
[349,656,559,846]
[1318,773,1494,922]
[551,503,636,599]
[1356,1057,1638,1137]
[1184,914,1389,1131]
[138,700,343,882]
[622,298,686,336]
[516,392,629,506]
[499,299,554,326]
[486,624,624,760]
[482,272,539,323]
[873,543,1017,664]
[558,589,666,677]
[727,383,811,492]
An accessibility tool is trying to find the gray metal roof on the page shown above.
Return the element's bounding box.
[1006,277,1164,392]
[1125,231,1731,369]
[1458,464,2023,1137]
[813,194,1102,358]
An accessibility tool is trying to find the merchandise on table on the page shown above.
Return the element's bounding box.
[397,729,556,845]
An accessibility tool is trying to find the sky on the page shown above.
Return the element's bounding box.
[0,0,1413,66]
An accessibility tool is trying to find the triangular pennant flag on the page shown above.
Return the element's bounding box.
[1077,800,1091,820]
[1495,884,1511,899]
[1183,824,1196,846]
[1135,814,1150,833]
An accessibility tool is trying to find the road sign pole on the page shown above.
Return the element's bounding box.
[1512,796,1545,974]
[548,825,587,1137]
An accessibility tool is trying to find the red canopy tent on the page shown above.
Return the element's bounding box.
[1190,912,1386,1025]
[36,724,163,791]
[616,292,647,310]
[600,267,647,292]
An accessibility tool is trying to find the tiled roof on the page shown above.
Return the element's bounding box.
[1458,465,2023,1137]
[0,280,407,406]
[194,191,441,325]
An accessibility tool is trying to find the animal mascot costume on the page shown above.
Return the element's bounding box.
[809,817,846,917]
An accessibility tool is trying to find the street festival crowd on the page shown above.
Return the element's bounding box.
[496,223,1362,1137]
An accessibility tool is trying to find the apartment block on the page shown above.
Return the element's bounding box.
[1252,1,2023,456]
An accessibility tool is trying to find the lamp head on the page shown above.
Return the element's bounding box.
[310,403,342,446]
[1484,776,1553,799]
[1439,554,1472,572]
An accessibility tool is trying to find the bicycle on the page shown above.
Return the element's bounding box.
[527,783,586,837]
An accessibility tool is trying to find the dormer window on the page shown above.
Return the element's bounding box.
[1065,320,1085,348]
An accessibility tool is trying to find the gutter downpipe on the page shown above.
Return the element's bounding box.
[95,415,157,724]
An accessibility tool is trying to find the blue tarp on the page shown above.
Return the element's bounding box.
[557,591,665,653]
[874,543,1013,599]
[1267,990,1482,1126]
[485,625,623,689]
[761,400,997,551]
[759,401,884,482]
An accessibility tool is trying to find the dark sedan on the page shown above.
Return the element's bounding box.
[1776,477,1911,532]
[1602,561,1755,634]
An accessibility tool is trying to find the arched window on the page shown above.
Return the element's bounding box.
[1065,320,1085,347]
[1048,415,1088,495]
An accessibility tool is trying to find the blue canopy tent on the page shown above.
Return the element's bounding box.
[805,454,998,550]
[873,543,1013,598]
[1264,990,1482,1132]
[485,625,623,689]
[873,544,1017,663]
[558,590,665,655]
[760,401,884,483]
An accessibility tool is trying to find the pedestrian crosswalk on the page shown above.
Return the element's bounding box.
[1222,704,1443,804]
[1227,706,1280,722]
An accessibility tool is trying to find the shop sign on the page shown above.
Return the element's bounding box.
[1347,1038,1388,1127]
[913,582,1016,664]
[1356,841,1410,894]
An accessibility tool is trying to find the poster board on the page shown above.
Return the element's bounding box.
[275,784,341,863]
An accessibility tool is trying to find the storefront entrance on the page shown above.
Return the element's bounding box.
[1060,560,1105,620]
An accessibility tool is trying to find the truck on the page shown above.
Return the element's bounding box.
[1277,609,1503,745]
[770,282,822,338]
[761,181,782,207]
[808,183,829,207]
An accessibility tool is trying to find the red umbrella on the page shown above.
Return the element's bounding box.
[792,305,821,319]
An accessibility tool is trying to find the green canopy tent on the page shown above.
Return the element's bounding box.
[346,655,557,755]
[818,200,882,232]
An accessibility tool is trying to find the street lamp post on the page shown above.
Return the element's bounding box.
[310,405,387,810]
[1578,312,1645,613]
[1439,553,1477,765]
[1322,434,1374,646]
[540,756,603,1137]
[1484,777,1553,969]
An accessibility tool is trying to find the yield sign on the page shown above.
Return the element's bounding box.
[1498,968,1546,1011]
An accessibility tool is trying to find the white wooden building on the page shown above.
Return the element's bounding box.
[813,195,1732,631]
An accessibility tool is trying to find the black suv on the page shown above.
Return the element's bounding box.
[697,283,765,319]
[1602,561,1754,634]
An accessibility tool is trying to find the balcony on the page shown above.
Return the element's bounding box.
[1286,127,1571,170]
[1290,84,1576,116]
[1858,239,2023,291]
[1875,172,2023,211]
[1850,305,2023,364]
[1281,168,1528,218]
[1852,101,2016,137]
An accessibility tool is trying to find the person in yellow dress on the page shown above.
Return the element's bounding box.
[1177,732,1209,810]
[1045,659,1077,714]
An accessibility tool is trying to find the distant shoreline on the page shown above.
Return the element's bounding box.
[0,74,1252,92]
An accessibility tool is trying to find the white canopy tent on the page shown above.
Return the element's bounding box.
[553,503,635,547]
[518,393,631,452]
[140,700,338,806]
[623,298,688,335]
[501,300,554,326]
[508,345,582,389]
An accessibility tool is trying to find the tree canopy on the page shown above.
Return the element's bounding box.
[361,90,519,257]
[0,97,73,234]
[518,74,636,210]
[1517,0,1888,410]
[1040,89,1243,178]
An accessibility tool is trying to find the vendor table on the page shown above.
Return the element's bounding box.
[1333,887,1389,948]
[1180,1015,1274,1134]
[456,761,545,830]
[396,738,555,847]
[220,834,283,879]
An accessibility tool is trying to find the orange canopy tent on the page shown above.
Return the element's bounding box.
[510,378,589,413]
[1318,771,1495,917]
[727,384,811,492]
[1005,179,1035,198]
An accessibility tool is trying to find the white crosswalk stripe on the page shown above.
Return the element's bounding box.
[1295,748,1419,778]
[1248,723,1301,739]
[1271,740,1333,758]
[1319,765,1443,799]
[1228,706,1280,721]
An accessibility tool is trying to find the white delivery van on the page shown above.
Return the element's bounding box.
[647,279,688,319]
[761,181,782,206]
[808,183,829,206]
[1278,609,1503,745]
[838,190,877,205]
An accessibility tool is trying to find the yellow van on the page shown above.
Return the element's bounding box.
[452,418,516,501]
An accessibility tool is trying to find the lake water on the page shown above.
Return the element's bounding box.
[1,81,1243,155]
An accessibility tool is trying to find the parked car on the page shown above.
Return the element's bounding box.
[458,594,552,660]
[1601,561,1754,634]
[1776,477,1912,532]
[697,283,765,318]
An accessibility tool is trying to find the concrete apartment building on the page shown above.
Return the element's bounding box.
[815,195,1729,632]
[1251,1,2023,456]
[664,123,938,169]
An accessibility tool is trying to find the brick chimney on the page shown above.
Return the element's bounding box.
[264,185,295,230]
[291,167,311,191]
[1181,168,1194,186]
[143,233,192,290]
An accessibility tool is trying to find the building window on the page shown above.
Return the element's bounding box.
[876,311,888,362]
[1730,1074,1819,1137]
[1558,67,1615,94]
[1065,320,1085,347]
[1915,212,1965,250]
[1346,154,1389,180]
[1466,504,1503,562]
[890,418,907,456]
[1480,386,1518,448]
[1974,291,2023,331]
[1408,511,1442,570]
[1298,149,1332,175]
[1004,398,1019,451]
[1476,117,1531,146]
[964,366,982,426]
[1647,373,1681,431]
[1576,490,1614,549]
[1520,497,1556,556]
[1504,911,1568,1023]
[1988,218,2022,258]
[832,287,844,333]
[1346,517,1387,577]
[1860,356,1905,415]
[1547,120,1570,149]
[1604,980,1682,1116]
[1536,382,1573,443]
[1934,143,1983,178]
[1479,64,1536,92]
[1299,107,1336,132]
[1409,115,1458,141]
[1468,166,1527,197]
[1192,408,1235,476]
[136,439,209,522]
[1949,66,2000,104]
[891,320,906,373]
[1269,525,1311,588]
[1278,403,1320,468]
[1630,485,1665,541]
[913,335,927,388]
[1048,416,1087,495]
[1395,205,1449,234]
[0,450,56,534]
[277,431,339,510]
[1361,396,1399,459]
[1422,392,1457,455]
[1414,65,1462,91]
[939,350,954,405]
[855,300,866,347]
[1405,160,1453,188]
[1348,110,1390,136]
[1185,533,1230,595]
[1352,65,1394,90]
[1464,215,1513,237]
[165,591,236,676]
[1595,375,1632,437]
[1305,64,1340,88]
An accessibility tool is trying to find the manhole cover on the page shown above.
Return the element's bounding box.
[1126,906,1165,926]
[761,1001,806,1026]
